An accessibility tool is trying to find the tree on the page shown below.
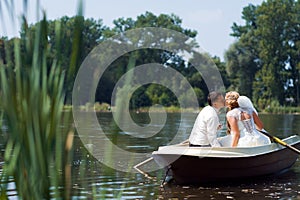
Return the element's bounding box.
[212,56,231,93]
[130,85,151,109]
[47,16,109,102]
[96,12,200,108]
[0,37,7,64]
[227,0,300,108]
[225,41,259,98]
[226,3,261,100]
[254,0,297,106]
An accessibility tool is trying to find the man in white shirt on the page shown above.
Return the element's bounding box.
[189,91,225,147]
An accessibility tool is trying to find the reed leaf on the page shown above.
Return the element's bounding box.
[0,12,74,200]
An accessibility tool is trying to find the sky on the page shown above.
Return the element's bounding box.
[0,0,264,60]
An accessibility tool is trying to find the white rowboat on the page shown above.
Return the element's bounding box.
[152,135,300,184]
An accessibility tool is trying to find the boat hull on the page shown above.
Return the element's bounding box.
[152,135,300,184]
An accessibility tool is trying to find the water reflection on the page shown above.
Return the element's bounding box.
[260,114,300,138]
[71,113,300,199]
[160,165,300,199]
[1,113,300,199]
[70,157,163,199]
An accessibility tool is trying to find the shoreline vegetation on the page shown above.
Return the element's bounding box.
[1,0,300,113]
[64,102,300,114]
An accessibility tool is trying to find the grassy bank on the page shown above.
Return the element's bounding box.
[65,103,300,115]
[64,103,200,113]
[261,106,300,115]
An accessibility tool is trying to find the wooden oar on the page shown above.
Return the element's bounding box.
[133,139,189,181]
[258,129,300,154]
[133,157,156,180]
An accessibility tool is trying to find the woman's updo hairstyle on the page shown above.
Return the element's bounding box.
[225,91,240,111]
[225,91,240,135]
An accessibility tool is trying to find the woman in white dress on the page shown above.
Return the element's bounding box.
[219,91,271,147]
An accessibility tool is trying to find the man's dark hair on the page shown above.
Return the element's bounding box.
[207,91,223,106]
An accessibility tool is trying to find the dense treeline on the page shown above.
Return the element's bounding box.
[226,0,300,109]
[1,0,300,111]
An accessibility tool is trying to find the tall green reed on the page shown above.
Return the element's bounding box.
[0,1,83,199]
[0,0,143,198]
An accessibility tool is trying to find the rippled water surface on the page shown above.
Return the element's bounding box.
[1,112,300,199]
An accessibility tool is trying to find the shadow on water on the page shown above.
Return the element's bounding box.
[159,164,300,199]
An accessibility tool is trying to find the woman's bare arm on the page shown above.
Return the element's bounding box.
[253,112,263,130]
[227,116,240,147]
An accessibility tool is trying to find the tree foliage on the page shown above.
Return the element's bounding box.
[226,0,300,108]
[2,0,300,110]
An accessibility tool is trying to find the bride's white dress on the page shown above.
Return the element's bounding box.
[219,107,271,147]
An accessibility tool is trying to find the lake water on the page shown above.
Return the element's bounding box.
[2,112,300,199]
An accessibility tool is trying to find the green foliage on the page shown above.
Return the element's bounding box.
[212,56,231,92]
[0,1,86,198]
[225,41,259,98]
[130,86,151,109]
[178,88,198,108]
[0,16,73,198]
[152,86,178,107]
[2,0,300,128]
[0,11,224,110]
[96,12,201,109]
[193,87,205,107]
[227,0,300,109]
[262,100,300,114]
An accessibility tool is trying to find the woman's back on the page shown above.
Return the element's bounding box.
[222,107,271,147]
[226,108,254,135]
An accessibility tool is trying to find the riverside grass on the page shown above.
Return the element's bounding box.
[0,7,80,200]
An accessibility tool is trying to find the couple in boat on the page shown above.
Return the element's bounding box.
[189,91,271,147]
